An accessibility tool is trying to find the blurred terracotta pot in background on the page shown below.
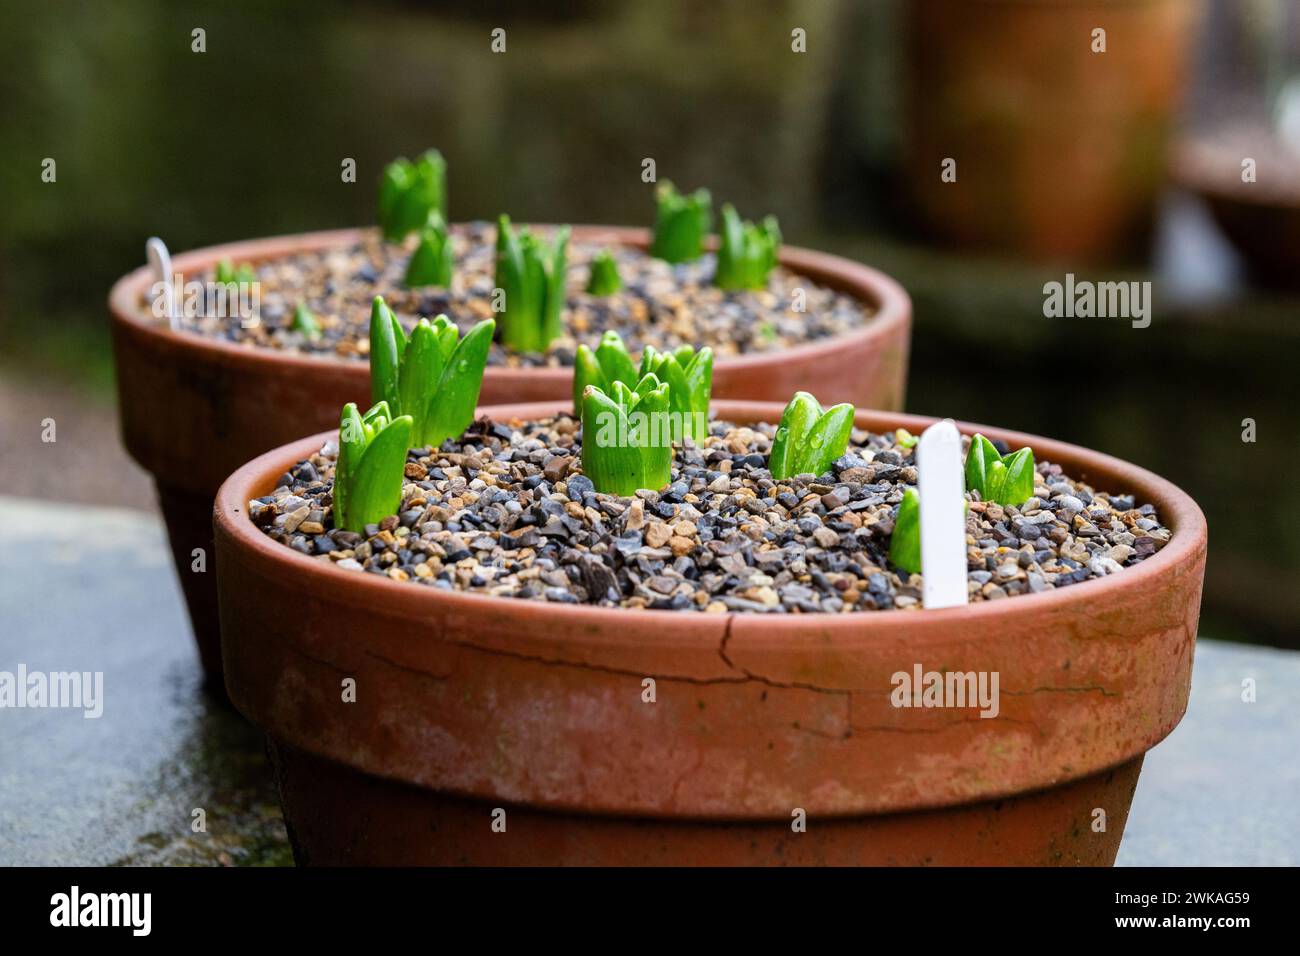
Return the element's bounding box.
[215,402,1207,866]
[1173,131,1300,291]
[905,0,1200,262]
[109,229,912,687]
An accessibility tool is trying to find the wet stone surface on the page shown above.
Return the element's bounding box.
[1116,640,1300,866]
[254,416,1172,611]
[0,498,290,867]
[145,224,874,367]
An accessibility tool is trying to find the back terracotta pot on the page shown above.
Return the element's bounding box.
[1172,144,1300,291]
[215,402,1207,866]
[109,228,912,687]
[904,0,1199,262]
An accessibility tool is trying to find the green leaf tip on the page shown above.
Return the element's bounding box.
[292,303,322,341]
[650,181,712,264]
[571,330,712,442]
[367,297,492,451]
[572,329,635,414]
[586,249,623,296]
[334,401,413,533]
[965,433,1036,506]
[215,259,256,286]
[404,214,454,288]
[368,296,407,411]
[715,204,781,291]
[378,149,447,243]
[580,380,673,497]
[638,342,713,443]
[888,488,970,578]
[768,391,854,480]
[493,216,569,353]
[889,488,922,576]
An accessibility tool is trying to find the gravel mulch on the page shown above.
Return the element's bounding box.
[147,224,873,367]
[249,415,1173,613]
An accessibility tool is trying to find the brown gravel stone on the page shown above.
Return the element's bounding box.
[668,536,695,557]
[645,522,673,548]
[543,456,571,483]
[625,498,646,531]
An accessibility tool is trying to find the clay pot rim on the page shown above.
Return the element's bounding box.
[215,400,1207,651]
[108,224,911,382]
[1173,168,1300,213]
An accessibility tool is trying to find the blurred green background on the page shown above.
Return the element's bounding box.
[0,0,1296,648]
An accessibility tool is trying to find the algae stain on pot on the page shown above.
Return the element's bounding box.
[177,361,237,442]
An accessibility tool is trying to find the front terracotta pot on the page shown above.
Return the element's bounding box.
[215,402,1207,866]
[110,228,912,686]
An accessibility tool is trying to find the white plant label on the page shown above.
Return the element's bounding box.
[917,419,968,609]
[146,236,178,330]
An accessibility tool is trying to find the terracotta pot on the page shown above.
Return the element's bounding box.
[1172,139,1300,291]
[904,0,1199,262]
[109,228,912,686]
[215,401,1207,866]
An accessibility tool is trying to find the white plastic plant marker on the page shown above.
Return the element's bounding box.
[145,236,178,331]
[916,418,968,609]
